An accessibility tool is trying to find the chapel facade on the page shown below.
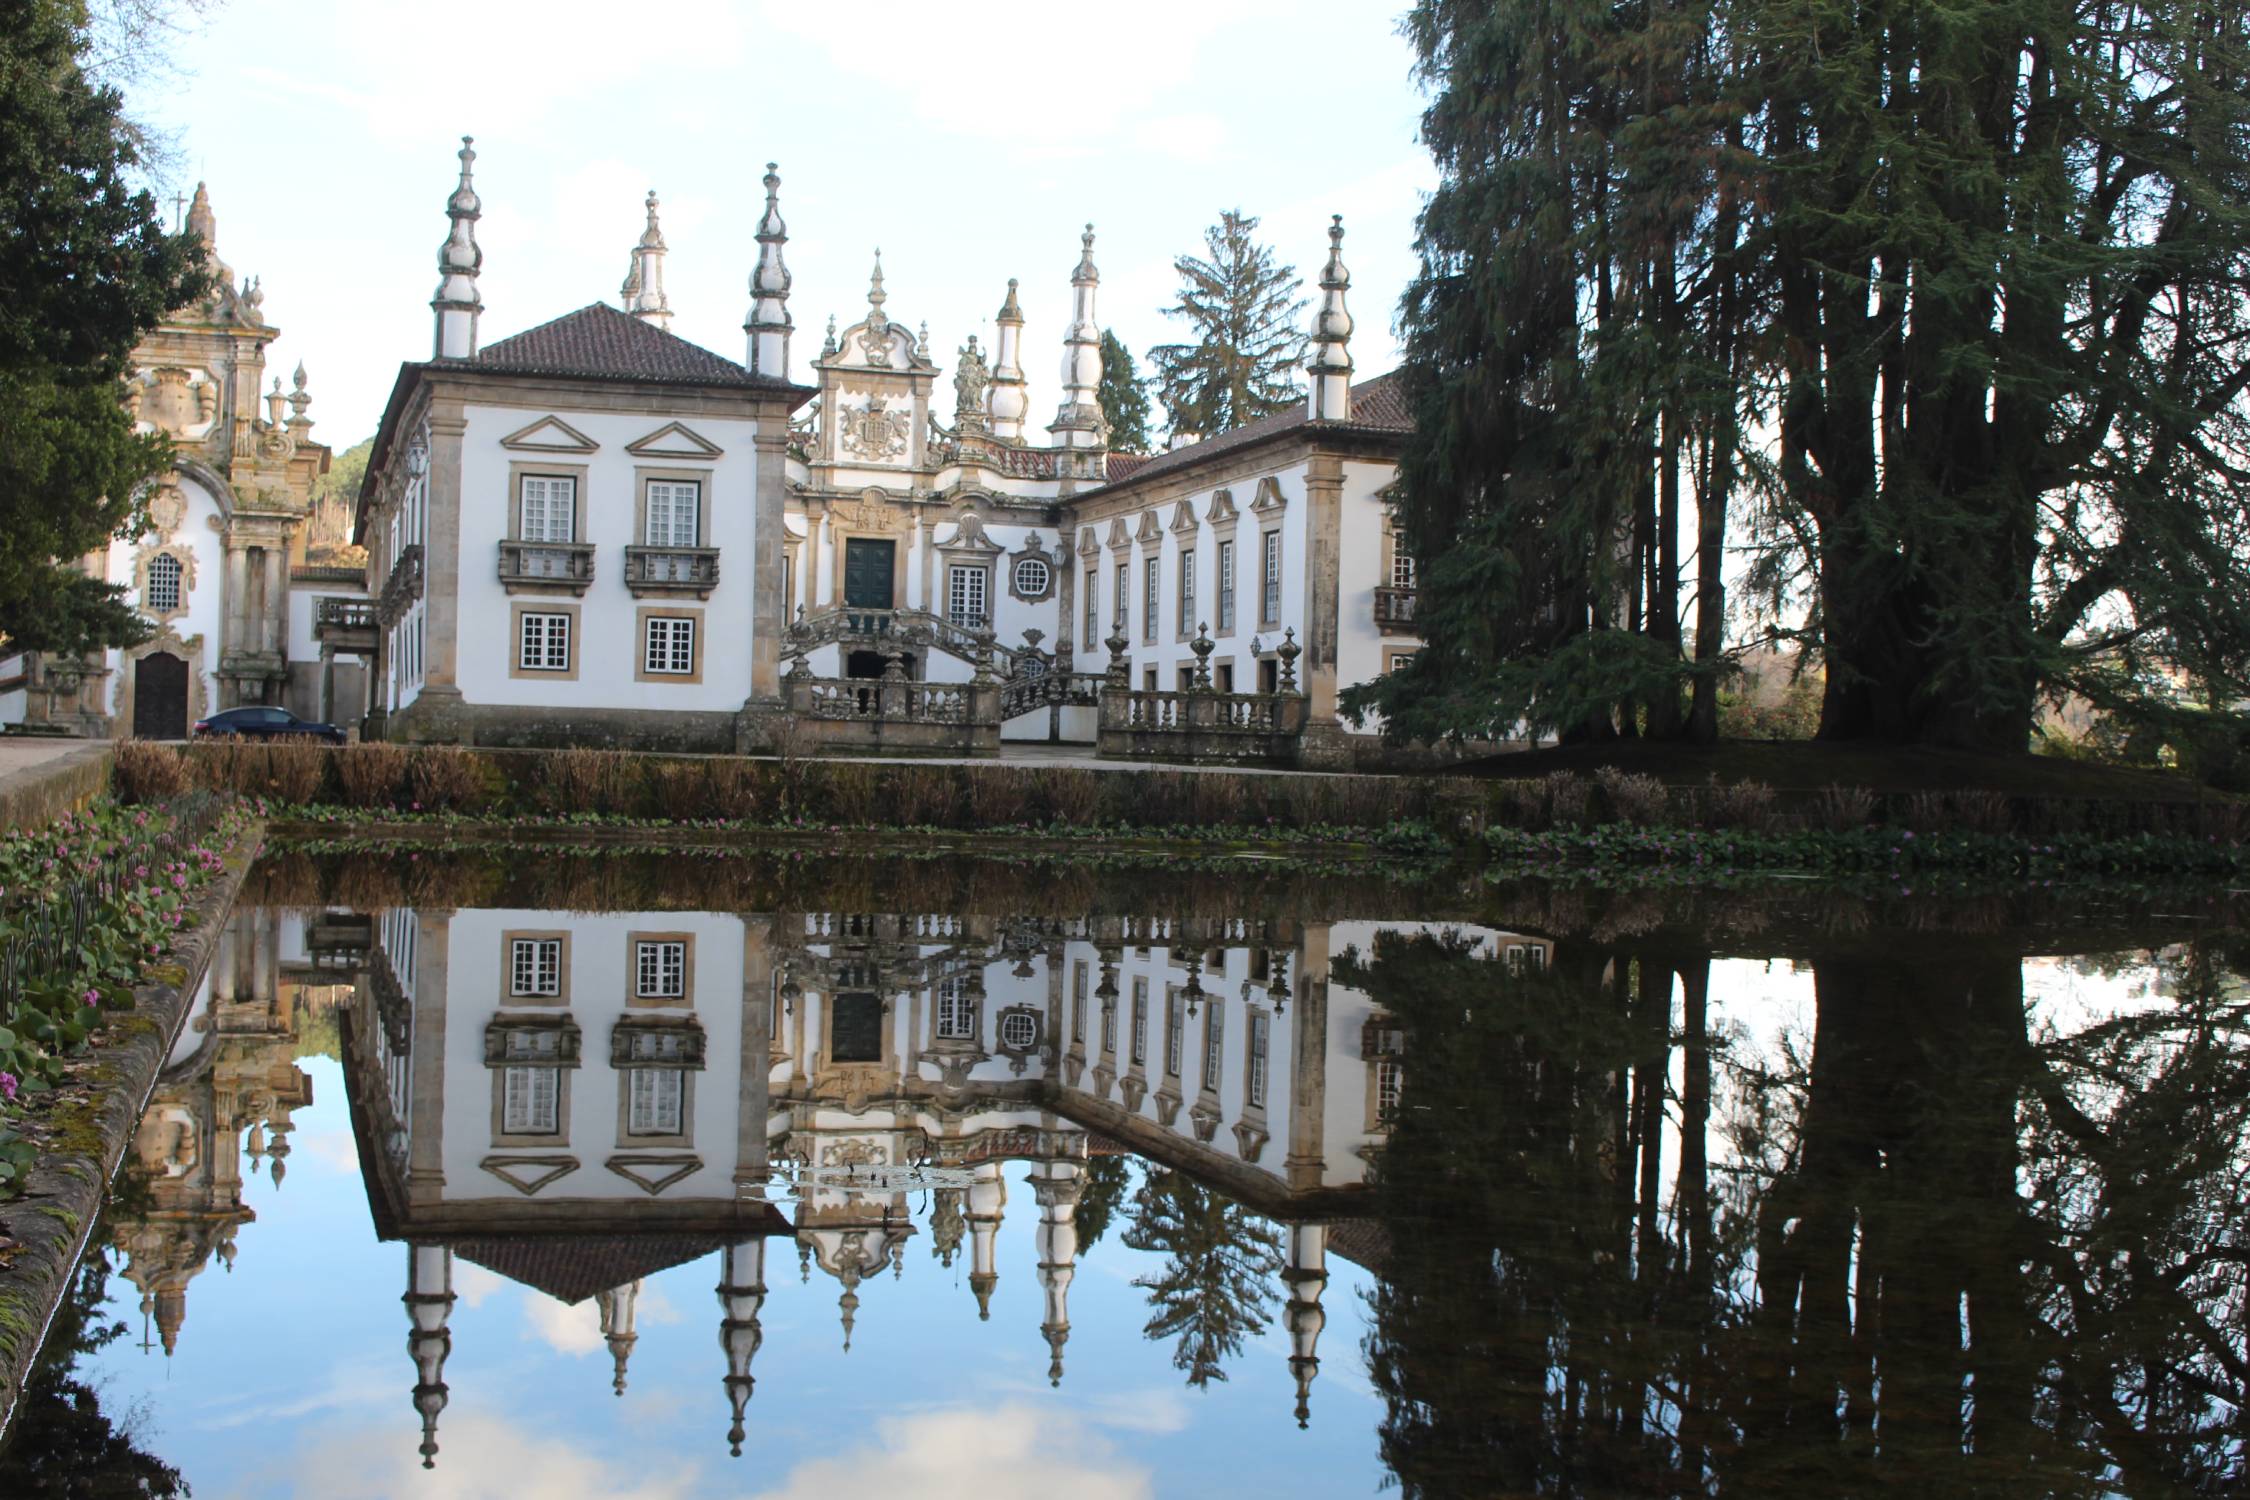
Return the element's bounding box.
[352,139,1428,764]
[0,186,372,739]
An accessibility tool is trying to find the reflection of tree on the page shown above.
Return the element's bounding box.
[1072,1153,1134,1253]
[0,1243,188,1496]
[1345,928,2250,1498]
[1121,1167,1284,1386]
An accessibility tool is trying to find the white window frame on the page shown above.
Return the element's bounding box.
[1202,1007,1224,1091]
[1130,977,1148,1065]
[1216,540,1235,632]
[1143,556,1160,643]
[1178,549,1196,633]
[510,938,562,998]
[518,612,571,673]
[1084,570,1099,645]
[936,976,975,1040]
[1248,1012,1269,1108]
[635,939,687,1000]
[1376,1058,1404,1123]
[145,552,184,612]
[999,1010,1039,1050]
[1165,991,1183,1077]
[644,616,696,675]
[1013,556,1050,597]
[503,1064,559,1134]
[645,480,701,547]
[947,565,989,630]
[1113,562,1128,629]
[519,476,577,543]
[627,1067,683,1136]
[1261,529,1282,624]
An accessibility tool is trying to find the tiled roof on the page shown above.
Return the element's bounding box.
[452,1233,725,1304]
[985,443,1064,479]
[1087,369,1411,493]
[456,304,788,389]
[1104,452,1154,481]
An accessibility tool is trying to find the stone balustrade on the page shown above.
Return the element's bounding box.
[622,545,720,598]
[1096,624,1309,765]
[497,539,596,595]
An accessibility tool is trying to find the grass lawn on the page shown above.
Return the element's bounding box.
[1454,737,2234,804]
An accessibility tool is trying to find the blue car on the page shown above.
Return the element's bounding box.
[191,706,346,743]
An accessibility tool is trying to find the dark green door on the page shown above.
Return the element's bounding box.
[843,539,894,610]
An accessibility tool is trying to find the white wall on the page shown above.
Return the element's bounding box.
[100,468,229,723]
[1334,458,1406,731]
[453,403,767,712]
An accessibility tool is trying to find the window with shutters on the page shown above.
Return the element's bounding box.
[947,565,989,629]
[510,938,562,998]
[1215,540,1235,632]
[519,476,576,542]
[635,940,687,999]
[645,481,701,546]
[518,612,571,672]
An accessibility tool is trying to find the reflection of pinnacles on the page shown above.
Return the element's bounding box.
[334,896,1505,1456]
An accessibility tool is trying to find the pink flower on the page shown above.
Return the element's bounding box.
[0,1073,16,1102]
[82,989,100,1007]
[172,872,188,888]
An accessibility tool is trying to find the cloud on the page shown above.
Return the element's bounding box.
[747,1403,1153,1500]
[453,1261,507,1310]
[256,1409,705,1500]
[198,1356,398,1430]
[522,1292,603,1356]
[294,1126,362,1175]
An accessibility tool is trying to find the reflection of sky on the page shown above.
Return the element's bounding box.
[76,1059,1385,1498]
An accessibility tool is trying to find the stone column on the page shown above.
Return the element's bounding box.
[749,423,789,702]
[224,545,249,655]
[1301,455,1344,723]
[1284,925,1329,1193]
[405,912,450,1200]
[261,547,285,654]
[736,918,774,1189]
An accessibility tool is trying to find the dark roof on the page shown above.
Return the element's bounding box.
[452,1233,725,1304]
[1103,452,1154,481]
[448,303,790,390]
[1083,369,1411,495]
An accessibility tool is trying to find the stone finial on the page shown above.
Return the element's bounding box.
[431,135,484,359]
[1305,214,1354,420]
[746,163,794,378]
[1277,626,1302,693]
[186,181,217,251]
[988,277,1031,439]
[1051,224,1105,450]
[621,190,673,330]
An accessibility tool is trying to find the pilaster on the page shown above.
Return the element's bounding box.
[1284,925,1329,1192]
[1302,454,1345,723]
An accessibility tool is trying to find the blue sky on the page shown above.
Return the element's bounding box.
[126,0,1437,451]
[76,1056,1387,1497]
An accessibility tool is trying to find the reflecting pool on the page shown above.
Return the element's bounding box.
[3,852,2244,1498]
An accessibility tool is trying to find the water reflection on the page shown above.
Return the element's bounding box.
[28,858,2248,1497]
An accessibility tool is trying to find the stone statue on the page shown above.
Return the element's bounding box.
[954,336,990,432]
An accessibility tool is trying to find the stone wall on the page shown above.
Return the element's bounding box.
[0,743,112,832]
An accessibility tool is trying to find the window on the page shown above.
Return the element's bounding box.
[1216,540,1235,631]
[644,616,696,675]
[145,553,183,613]
[628,1068,683,1135]
[1215,663,1235,694]
[519,611,571,672]
[1130,977,1148,1065]
[1202,1008,1225,1091]
[1143,666,1158,692]
[1385,648,1418,674]
[1083,569,1099,644]
[1391,544,1417,589]
[999,1010,1039,1050]
[947,565,989,629]
[1143,557,1160,641]
[1072,960,1088,1043]
[1178,550,1196,632]
[1164,992,1183,1077]
[511,938,561,998]
[1113,563,1128,629]
[1261,530,1282,624]
[1376,1059,1404,1123]
[519,476,576,542]
[1101,986,1118,1054]
[936,977,976,1040]
[1248,1012,1269,1108]
[635,940,686,999]
[503,1065,560,1134]
[1014,557,1051,596]
[645,481,700,547]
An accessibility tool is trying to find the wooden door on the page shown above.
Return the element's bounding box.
[842,539,894,610]
[132,652,188,739]
[830,993,883,1063]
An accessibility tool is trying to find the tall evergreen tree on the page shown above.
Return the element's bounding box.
[1148,210,1306,440]
[1120,1167,1284,1386]
[1362,0,2250,753]
[1096,330,1153,454]
[0,0,206,657]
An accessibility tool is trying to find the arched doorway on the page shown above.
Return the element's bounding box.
[132,651,189,739]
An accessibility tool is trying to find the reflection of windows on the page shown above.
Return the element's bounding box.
[1202,1008,1224,1092]
[1376,1059,1404,1123]
[146,552,183,613]
[636,940,686,999]
[1101,987,1118,1054]
[511,938,561,997]
[504,1065,559,1133]
[1165,991,1183,1077]
[999,1009,1039,1051]
[1247,1012,1269,1108]
[628,1068,683,1135]
[1071,960,1087,1043]
[936,977,975,1041]
[1130,977,1148,1065]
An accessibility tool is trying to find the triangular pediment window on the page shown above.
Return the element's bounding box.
[499,415,600,453]
[624,421,724,458]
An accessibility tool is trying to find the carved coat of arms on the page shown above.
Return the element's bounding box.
[841,395,911,463]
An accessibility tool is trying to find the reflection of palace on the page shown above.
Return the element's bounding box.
[111,907,349,1355]
[327,901,1542,1464]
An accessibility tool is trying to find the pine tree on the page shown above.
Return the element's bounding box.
[0,0,206,657]
[1149,210,1306,440]
[1121,1167,1283,1386]
[1096,330,1152,454]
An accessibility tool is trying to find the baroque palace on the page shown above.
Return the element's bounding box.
[6,140,1435,765]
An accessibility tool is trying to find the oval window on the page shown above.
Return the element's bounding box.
[999,1010,1040,1050]
[1013,558,1051,597]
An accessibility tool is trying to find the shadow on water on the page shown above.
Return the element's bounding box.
[2,847,2242,1497]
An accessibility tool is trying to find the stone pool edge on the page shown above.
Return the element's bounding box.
[0,820,266,1438]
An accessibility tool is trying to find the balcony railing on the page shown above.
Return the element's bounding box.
[377,543,422,625]
[314,596,379,647]
[1373,586,1420,631]
[498,540,596,594]
[623,545,720,598]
